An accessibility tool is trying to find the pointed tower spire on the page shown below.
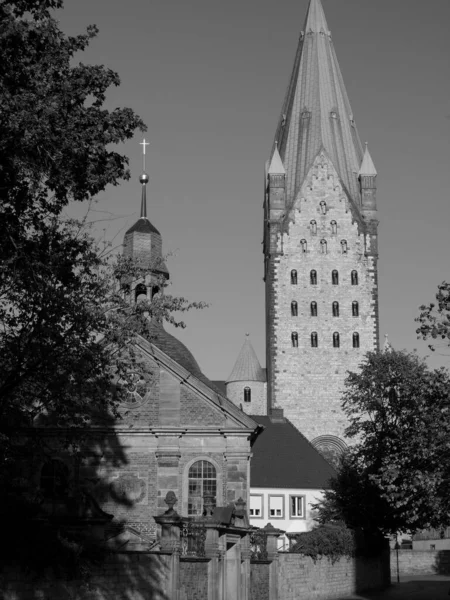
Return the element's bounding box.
[274,0,364,208]
[139,172,149,218]
[226,334,266,383]
[359,142,377,177]
[268,142,286,175]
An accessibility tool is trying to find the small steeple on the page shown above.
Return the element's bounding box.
[268,142,286,175]
[226,334,266,383]
[359,142,377,177]
[139,172,149,218]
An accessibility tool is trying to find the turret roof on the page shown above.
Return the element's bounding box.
[125,217,161,236]
[226,335,266,383]
[273,0,364,208]
[359,142,377,177]
[268,143,286,175]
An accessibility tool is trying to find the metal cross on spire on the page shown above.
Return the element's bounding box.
[140,138,150,172]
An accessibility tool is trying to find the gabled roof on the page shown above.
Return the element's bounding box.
[125,217,161,236]
[273,0,364,209]
[250,415,336,489]
[226,335,266,383]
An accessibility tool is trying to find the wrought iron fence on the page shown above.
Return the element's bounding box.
[180,521,206,557]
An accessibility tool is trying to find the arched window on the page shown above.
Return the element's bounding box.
[300,239,307,253]
[310,220,317,235]
[291,270,298,285]
[330,220,337,235]
[40,459,69,501]
[332,270,339,285]
[310,301,318,317]
[291,301,298,317]
[188,460,217,516]
[320,239,327,254]
[332,301,339,317]
[291,332,299,348]
[340,240,348,254]
[310,270,317,285]
[311,332,318,348]
[333,332,340,348]
[351,271,358,285]
[244,387,251,403]
[352,301,359,317]
[135,283,147,302]
[151,285,160,298]
[319,201,327,214]
[353,333,360,348]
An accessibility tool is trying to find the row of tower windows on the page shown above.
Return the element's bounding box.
[291,332,360,348]
[300,239,348,254]
[291,270,358,285]
[291,301,359,317]
[309,220,338,235]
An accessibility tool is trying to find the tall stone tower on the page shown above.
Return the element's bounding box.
[263,0,379,459]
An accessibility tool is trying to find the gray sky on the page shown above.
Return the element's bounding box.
[59,0,450,379]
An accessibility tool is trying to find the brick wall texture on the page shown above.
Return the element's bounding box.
[275,551,389,600]
[391,549,450,577]
[266,154,379,443]
[179,560,208,600]
[250,562,270,600]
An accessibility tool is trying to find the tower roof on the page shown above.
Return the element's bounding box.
[226,334,266,383]
[359,142,377,177]
[273,0,364,208]
[268,143,286,175]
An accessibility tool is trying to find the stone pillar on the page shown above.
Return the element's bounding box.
[225,450,251,506]
[154,492,182,600]
[264,524,285,600]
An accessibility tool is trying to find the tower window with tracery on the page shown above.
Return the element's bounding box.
[333,332,340,348]
[135,283,147,302]
[311,332,318,348]
[291,301,298,317]
[351,270,358,285]
[332,270,339,285]
[332,301,339,317]
[352,301,359,317]
[291,332,299,348]
[300,239,307,253]
[310,220,317,235]
[330,220,337,235]
[291,270,298,285]
[320,201,327,214]
[320,239,327,254]
[188,461,217,516]
[310,270,317,285]
[340,240,348,254]
[353,333,360,348]
[310,301,318,317]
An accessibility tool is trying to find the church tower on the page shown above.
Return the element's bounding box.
[263,0,379,458]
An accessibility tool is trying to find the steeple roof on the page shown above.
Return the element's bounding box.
[226,335,266,383]
[359,142,377,177]
[268,143,286,175]
[273,0,364,208]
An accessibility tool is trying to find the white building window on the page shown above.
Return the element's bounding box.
[269,495,284,518]
[249,494,263,519]
[290,495,306,519]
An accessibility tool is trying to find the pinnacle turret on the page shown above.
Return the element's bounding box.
[359,142,377,177]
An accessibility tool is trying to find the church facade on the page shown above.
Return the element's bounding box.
[226,0,380,464]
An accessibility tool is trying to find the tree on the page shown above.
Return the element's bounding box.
[416,281,450,356]
[314,350,450,535]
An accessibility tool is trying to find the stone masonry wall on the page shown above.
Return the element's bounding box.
[226,381,266,415]
[267,154,378,443]
[391,549,450,577]
[277,551,389,600]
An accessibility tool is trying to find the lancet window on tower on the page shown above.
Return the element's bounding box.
[353,333,360,348]
[332,302,339,317]
[340,240,348,254]
[333,332,340,348]
[291,270,298,285]
[351,271,359,285]
[320,201,327,214]
[332,270,339,285]
[330,220,337,235]
[291,332,299,348]
[310,220,317,235]
[310,270,317,285]
[300,239,307,253]
[291,301,298,317]
[244,387,251,403]
[311,332,318,348]
[352,301,359,317]
[135,283,147,302]
[320,240,327,254]
[310,302,318,317]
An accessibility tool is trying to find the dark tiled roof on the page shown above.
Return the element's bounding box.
[250,415,336,489]
[148,322,222,394]
[211,380,226,396]
[126,217,161,236]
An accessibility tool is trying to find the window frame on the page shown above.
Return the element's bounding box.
[185,459,218,517]
[310,270,317,285]
[311,332,318,348]
[352,301,359,317]
[249,494,264,520]
[244,386,251,403]
[332,270,339,285]
[351,270,358,285]
[291,332,299,348]
[310,220,317,235]
[289,494,306,519]
[291,270,298,285]
[333,332,340,348]
[353,332,360,348]
[332,301,339,317]
[268,494,285,519]
[320,239,327,254]
[291,301,298,317]
[300,239,307,253]
[310,301,318,317]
